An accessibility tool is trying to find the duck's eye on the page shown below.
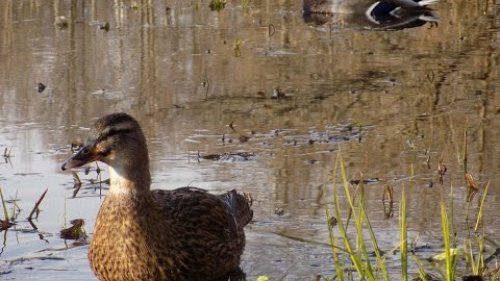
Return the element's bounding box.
[81,147,90,155]
[100,149,110,157]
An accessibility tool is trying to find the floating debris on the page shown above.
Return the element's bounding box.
[55,16,69,29]
[437,159,447,176]
[233,39,242,57]
[238,134,250,143]
[37,82,46,93]
[199,152,255,162]
[209,0,226,12]
[99,21,110,32]
[89,178,110,185]
[274,206,285,216]
[268,24,275,36]
[437,159,447,185]
[349,178,380,186]
[3,148,11,159]
[271,87,288,99]
[228,121,236,132]
[60,219,87,240]
[226,122,252,143]
[0,219,14,232]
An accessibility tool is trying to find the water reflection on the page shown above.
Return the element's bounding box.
[0,0,498,280]
[302,0,440,30]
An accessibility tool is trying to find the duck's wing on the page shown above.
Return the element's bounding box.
[150,187,251,279]
[151,187,252,228]
[387,0,439,8]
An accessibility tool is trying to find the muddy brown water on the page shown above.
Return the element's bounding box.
[0,1,498,280]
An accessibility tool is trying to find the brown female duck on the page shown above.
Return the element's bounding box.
[61,113,253,281]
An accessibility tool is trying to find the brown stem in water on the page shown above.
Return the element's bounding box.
[27,188,48,221]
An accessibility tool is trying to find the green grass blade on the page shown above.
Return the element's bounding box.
[340,154,377,280]
[440,199,455,281]
[474,181,489,232]
[364,206,389,281]
[400,186,408,281]
[324,184,345,281]
[334,153,374,280]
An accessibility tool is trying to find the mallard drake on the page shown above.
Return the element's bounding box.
[303,0,439,29]
[61,113,253,281]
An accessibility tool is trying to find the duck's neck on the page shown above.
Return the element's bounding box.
[107,162,151,197]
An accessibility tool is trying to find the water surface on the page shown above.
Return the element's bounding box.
[0,0,498,280]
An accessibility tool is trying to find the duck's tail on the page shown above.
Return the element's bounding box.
[220,190,253,227]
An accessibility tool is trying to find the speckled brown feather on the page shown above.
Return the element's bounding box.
[63,113,253,281]
[89,187,252,281]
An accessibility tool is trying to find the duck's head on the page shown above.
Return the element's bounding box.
[61,113,149,172]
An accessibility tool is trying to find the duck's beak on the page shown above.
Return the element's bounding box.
[61,144,100,171]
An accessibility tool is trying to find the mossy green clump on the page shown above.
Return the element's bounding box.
[209,0,226,11]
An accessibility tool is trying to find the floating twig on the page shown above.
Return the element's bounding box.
[202,80,210,101]
[27,188,48,221]
[437,159,447,185]
[228,121,236,132]
[437,159,447,176]
[3,147,11,158]
[268,24,275,36]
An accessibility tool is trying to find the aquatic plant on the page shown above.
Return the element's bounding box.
[325,151,498,281]
[209,0,226,12]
